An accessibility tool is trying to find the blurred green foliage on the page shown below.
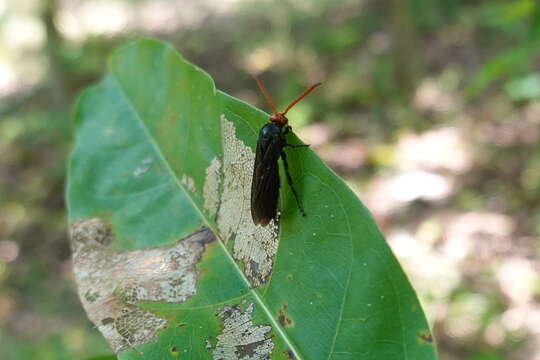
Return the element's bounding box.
[1,0,539,359]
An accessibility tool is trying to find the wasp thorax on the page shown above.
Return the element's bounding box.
[269,113,288,126]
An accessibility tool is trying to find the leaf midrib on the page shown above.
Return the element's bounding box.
[110,75,304,359]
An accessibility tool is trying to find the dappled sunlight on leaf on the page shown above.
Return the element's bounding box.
[56,0,131,40]
[444,212,515,261]
[445,294,489,339]
[244,47,275,74]
[364,170,453,216]
[388,229,461,301]
[413,78,459,113]
[0,60,26,97]
[396,127,473,173]
[496,258,537,305]
[3,15,45,50]
[502,306,530,332]
[135,1,185,33]
[484,320,506,346]
[389,171,453,201]
[56,0,243,42]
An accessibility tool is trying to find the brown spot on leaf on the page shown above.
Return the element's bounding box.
[418,331,433,343]
[278,304,294,328]
[237,339,268,358]
[284,349,296,360]
[101,317,114,325]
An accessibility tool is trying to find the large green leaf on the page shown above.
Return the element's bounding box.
[67,38,437,360]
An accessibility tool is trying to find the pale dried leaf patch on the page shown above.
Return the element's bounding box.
[133,157,154,177]
[70,218,213,353]
[211,303,274,360]
[181,174,197,194]
[203,156,222,218]
[216,114,279,287]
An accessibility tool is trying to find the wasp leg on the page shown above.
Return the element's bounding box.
[280,150,306,217]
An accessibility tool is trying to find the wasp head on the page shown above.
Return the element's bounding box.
[269,113,288,126]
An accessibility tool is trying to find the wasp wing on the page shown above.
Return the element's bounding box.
[250,135,282,226]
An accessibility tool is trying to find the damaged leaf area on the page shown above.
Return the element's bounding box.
[201,115,279,287]
[211,303,274,360]
[216,115,279,287]
[68,38,437,360]
[70,218,213,353]
[203,157,222,218]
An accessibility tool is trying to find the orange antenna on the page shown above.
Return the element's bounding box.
[253,76,279,114]
[282,82,322,115]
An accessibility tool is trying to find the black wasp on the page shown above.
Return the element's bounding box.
[250,77,321,226]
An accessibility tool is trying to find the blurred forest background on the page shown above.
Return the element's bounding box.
[1,0,539,359]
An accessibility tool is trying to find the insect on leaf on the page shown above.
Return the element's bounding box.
[67,38,438,360]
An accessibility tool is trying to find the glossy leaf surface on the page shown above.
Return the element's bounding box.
[67,38,437,360]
